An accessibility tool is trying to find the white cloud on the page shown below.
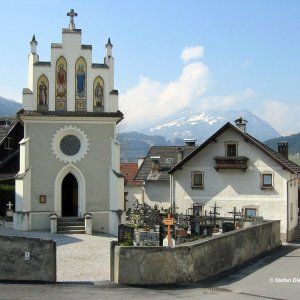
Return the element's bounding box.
[241,59,253,67]
[120,61,210,130]
[181,46,204,63]
[196,89,255,111]
[261,100,300,135]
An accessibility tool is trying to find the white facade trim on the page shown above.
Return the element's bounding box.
[54,164,86,217]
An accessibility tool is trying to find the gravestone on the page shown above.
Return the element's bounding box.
[118,224,134,245]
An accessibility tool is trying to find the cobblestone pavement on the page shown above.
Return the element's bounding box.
[0,222,117,282]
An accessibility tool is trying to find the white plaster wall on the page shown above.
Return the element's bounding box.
[22,119,117,230]
[144,181,171,210]
[172,128,297,237]
[124,186,143,210]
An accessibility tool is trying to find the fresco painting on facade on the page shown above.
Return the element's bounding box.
[37,75,48,109]
[93,76,104,111]
[56,56,67,99]
[76,57,86,99]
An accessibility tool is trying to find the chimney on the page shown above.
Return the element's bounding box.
[234,117,248,133]
[278,141,288,158]
[177,148,184,162]
[184,138,197,147]
[150,156,160,173]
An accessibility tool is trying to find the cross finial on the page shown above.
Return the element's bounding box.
[67,9,77,30]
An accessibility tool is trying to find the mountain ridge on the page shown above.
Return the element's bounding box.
[141,108,280,143]
[0,96,22,116]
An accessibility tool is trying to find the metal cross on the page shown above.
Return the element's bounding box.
[67,9,77,30]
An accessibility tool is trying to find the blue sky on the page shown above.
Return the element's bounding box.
[1,0,300,135]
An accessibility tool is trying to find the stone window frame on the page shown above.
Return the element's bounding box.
[51,125,89,164]
[4,137,13,150]
[260,172,274,190]
[191,171,204,189]
[225,141,238,157]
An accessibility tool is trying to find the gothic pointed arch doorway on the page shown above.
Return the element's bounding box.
[61,173,78,216]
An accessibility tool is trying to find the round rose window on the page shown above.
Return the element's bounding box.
[60,135,81,156]
[51,125,89,163]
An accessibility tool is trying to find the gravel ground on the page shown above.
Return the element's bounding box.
[0,222,117,282]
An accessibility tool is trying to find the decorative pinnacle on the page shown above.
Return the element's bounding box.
[30,34,37,54]
[106,37,113,47]
[67,9,77,30]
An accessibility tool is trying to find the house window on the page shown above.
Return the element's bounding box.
[5,137,12,150]
[261,173,273,189]
[245,208,257,217]
[191,172,204,188]
[193,204,203,216]
[226,143,237,157]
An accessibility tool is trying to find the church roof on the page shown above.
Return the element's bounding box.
[17,109,123,120]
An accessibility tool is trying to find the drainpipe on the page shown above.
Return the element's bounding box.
[170,174,175,214]
[286,175,298,242]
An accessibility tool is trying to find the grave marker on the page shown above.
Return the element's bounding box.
[118,224,134,245]
[162,214,175,247]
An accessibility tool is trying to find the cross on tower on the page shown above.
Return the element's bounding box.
[67,9,77,30]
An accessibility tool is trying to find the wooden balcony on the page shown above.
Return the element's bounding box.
[214,156,249,171]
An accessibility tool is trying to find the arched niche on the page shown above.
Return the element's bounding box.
[93,76,104,111]
[75,56,87,111]
[37,74,49,110]
[55,56,67,110]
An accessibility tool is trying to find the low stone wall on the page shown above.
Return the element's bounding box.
[112,220,280,285]
[0,235,56,282]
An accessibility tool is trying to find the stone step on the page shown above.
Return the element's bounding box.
[58,221,85,226]
[57,229,86,234]
[57,217,85,234]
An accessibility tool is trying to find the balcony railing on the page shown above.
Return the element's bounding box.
[214,156,249,171]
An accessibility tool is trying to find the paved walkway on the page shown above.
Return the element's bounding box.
[0,222,116,282]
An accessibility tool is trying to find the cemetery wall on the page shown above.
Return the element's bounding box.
[0,235,56,282]
[112,220,280,285]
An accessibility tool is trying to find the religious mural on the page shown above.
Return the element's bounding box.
[37,75,49,110]
[75,56,87,111]
[55,56,67,110]
[93,76,104,111]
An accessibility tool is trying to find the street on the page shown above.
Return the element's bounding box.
[0,243,299,300]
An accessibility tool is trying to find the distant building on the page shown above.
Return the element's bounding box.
[169,118,300,242]
[0,119,23,217]
[120,163,143,210]
[0,119,23,184]
[135,142,197,210]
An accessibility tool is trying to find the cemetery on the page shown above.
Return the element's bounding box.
[112,219,281,285]
[120,201,264,247]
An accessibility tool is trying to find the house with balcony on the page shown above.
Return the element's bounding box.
[169,118,300,242]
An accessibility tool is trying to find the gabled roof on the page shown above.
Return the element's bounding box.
[135,146,196,181]
[120,163,143,187]
[169,122,300,174]
[0,118,17,144]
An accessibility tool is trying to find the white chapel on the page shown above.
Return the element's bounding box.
[14,9,124,235]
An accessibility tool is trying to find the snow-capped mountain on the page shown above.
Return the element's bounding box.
[141,108,280,143]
